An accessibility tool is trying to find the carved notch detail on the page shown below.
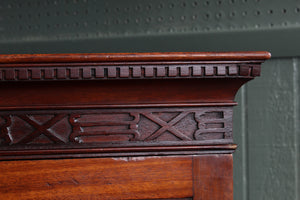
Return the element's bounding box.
[0,64,260,81]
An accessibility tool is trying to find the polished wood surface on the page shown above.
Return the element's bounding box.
[0,155,232,200]
[0,51,271,63]
[0,52,270,199]
[193,154,233,200]
[0,79,249,109]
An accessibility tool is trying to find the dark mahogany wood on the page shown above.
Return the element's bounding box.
[0,52,270,199]
[0,107,233,145]
[193,154,233,200]
[0,51,271,63]
[0,155,233,200]
[0,156,193,199]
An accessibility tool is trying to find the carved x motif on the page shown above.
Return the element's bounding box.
[18,114,66,144]
[142,112,192,141]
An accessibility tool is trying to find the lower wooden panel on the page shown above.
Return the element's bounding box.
[0,154,233,200]
[0,156,193,200]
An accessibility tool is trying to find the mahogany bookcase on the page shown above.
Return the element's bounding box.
[0,52,270,199]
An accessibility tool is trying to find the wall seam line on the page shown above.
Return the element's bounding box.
[241,85,248,200]
[292,58,299,200]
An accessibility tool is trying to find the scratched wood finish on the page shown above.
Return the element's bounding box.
[0,156,193,200]
[0,155,233,200]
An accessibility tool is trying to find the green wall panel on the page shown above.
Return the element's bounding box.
[1,0,300,41]
[234,58,300,200]
[247,59,296,199]
[0,0,300,56]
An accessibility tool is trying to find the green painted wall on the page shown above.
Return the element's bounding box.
[0,1,299,199]
[1,0,300,57]
[234,59,300,200]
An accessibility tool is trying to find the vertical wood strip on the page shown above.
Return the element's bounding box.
[193,156,201,200]
[193,155,233,200]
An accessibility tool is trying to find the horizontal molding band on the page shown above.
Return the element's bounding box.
[0,63,261,81]
[0,106,236,160]
[0,102,238,111]
[0,144,237,161]
[0,52,270,63]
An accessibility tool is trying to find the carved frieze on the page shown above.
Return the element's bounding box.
[0,107,233,146]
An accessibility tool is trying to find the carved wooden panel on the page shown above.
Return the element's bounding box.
[0,52,270,199]
[0,64,260,81]
[0,107,232,146]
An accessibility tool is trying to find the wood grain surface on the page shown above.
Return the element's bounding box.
[0,52,271,63]
[0,79,248,110]
[0,154,233,200]
[193,154,233,200]
[0,156,193,200]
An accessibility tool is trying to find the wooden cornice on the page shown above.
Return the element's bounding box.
[0,52,270,81]
[0,52,270,160]
[0,51,271,63]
